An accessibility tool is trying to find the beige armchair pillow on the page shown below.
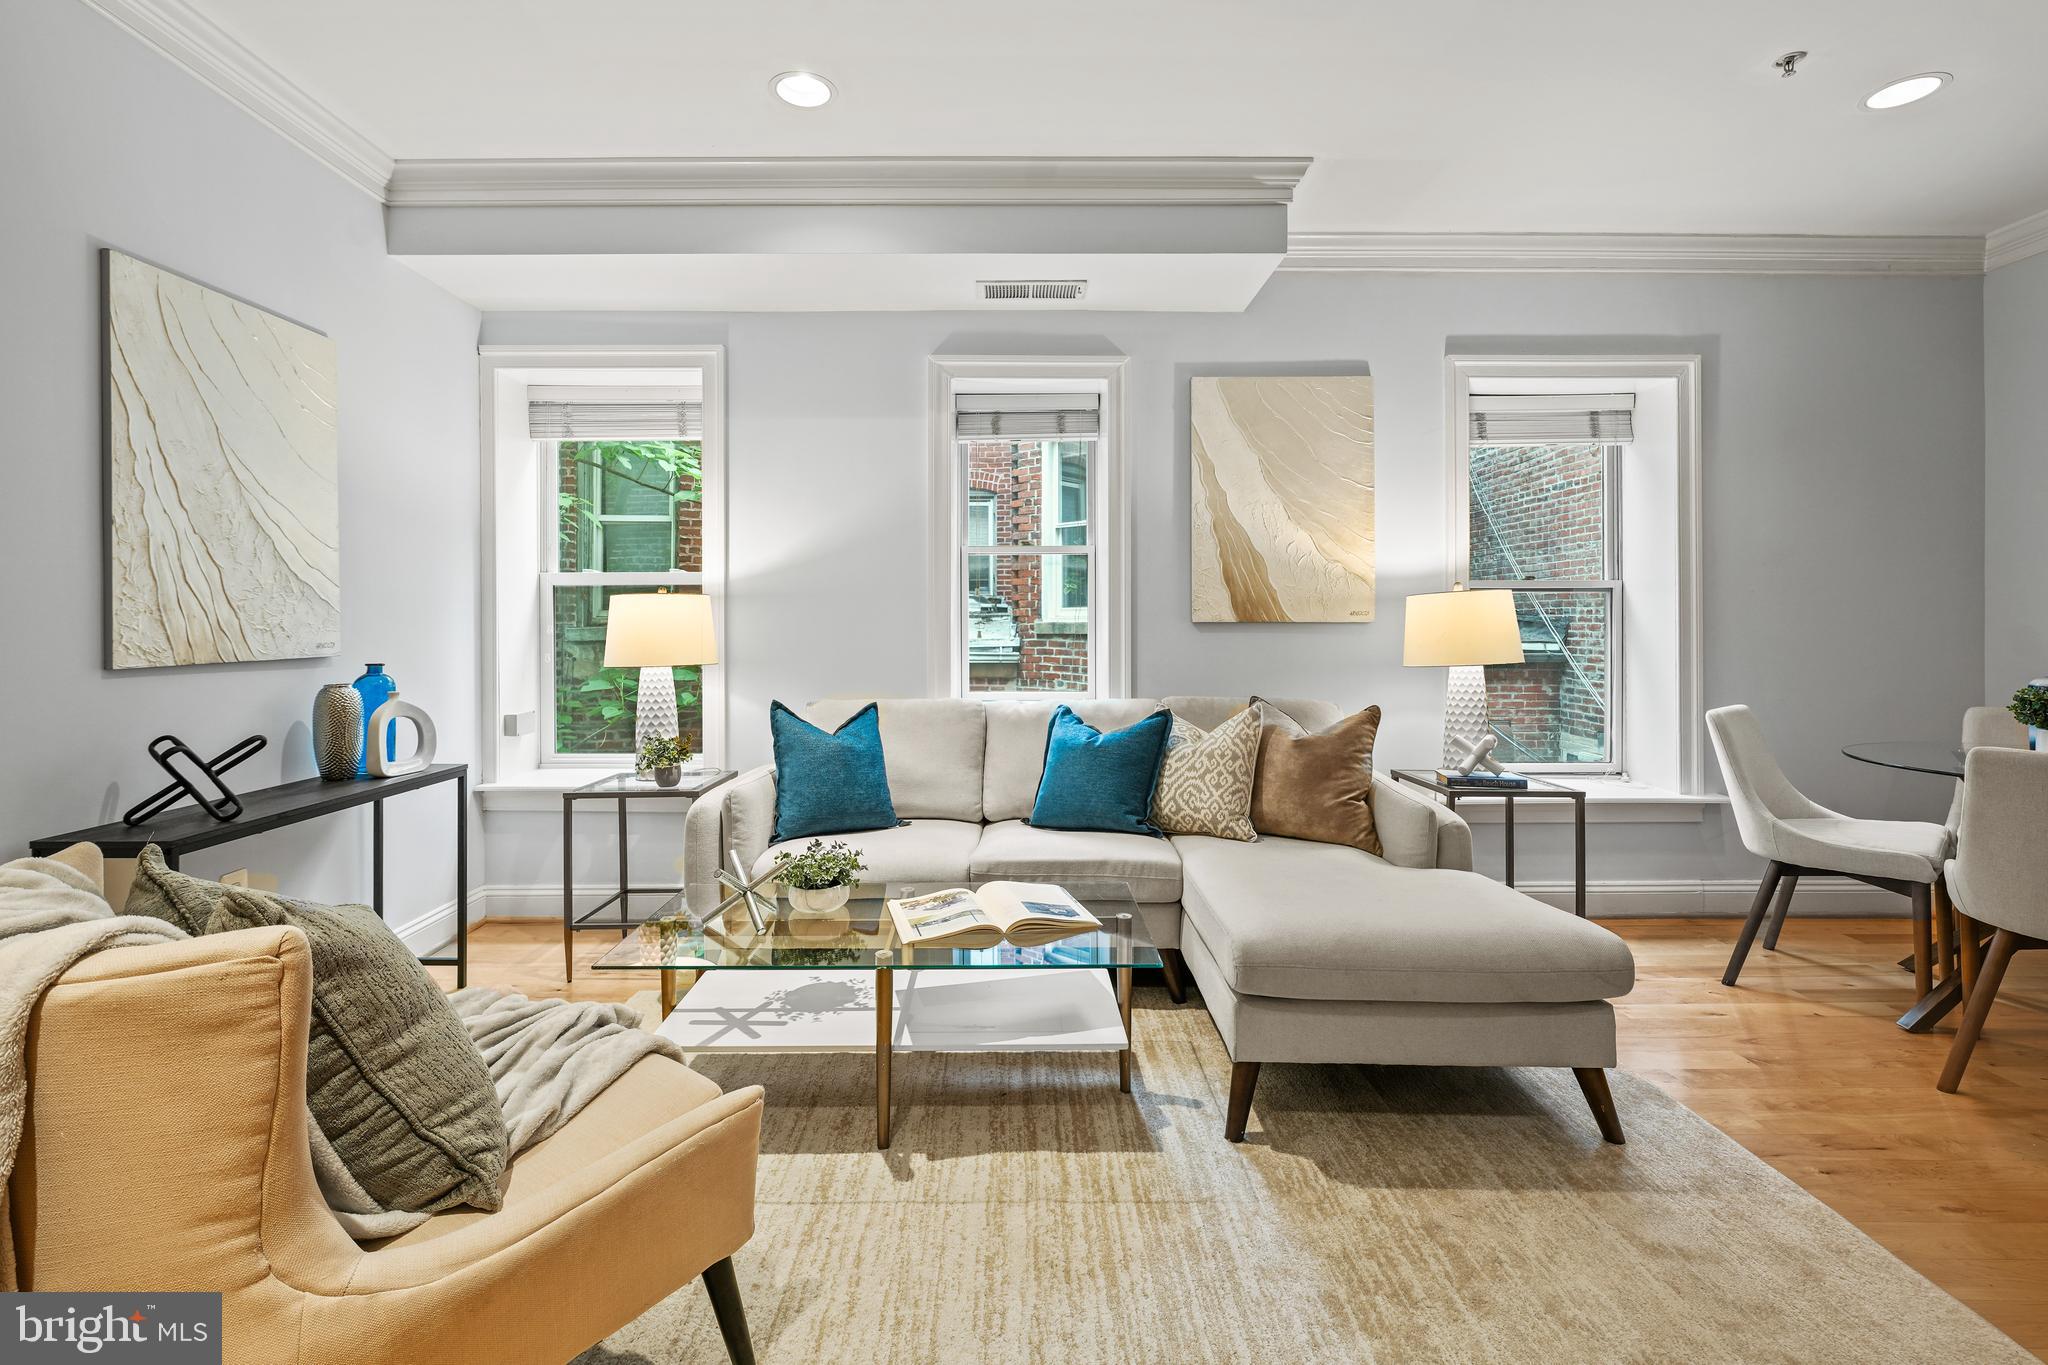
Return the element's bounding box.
[1150,706,1260,840]
[1249,699,1384,857]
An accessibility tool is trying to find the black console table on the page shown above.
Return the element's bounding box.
[32,763,469,987]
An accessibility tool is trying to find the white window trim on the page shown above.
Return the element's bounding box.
[1038,441,1091,624]
[1445,355,1704,794]
[927,356,1130,700]
[478,346,727,791]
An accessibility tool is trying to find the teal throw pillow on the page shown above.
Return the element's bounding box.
[770,700,901,842]
[1028,705,1174,837]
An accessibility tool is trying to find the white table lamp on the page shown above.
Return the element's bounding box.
[1403,585,1525,768]
[603,591,718,755]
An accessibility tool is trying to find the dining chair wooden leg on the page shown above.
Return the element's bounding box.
[1954,906,1983,998]
[1932,881,1956,982]
[1909,883,1935,1000]
[1723,861,1785,987]
[1762,871,1800,951]
[1939,929,2020,1094]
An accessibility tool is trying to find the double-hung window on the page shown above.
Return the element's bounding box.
[1461,395,1632,772]
[930,361,1128,699]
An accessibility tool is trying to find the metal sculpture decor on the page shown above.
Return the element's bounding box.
[122,734,268,827]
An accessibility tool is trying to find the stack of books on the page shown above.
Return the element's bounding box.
[1436,769,1529,790]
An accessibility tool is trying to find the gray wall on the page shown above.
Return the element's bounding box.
[0,3,481,919]
[1984,251,2048,698]
[480,270,1987,898]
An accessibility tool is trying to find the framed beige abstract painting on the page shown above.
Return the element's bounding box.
[104,250,339,668]
[1190,375,1374,622]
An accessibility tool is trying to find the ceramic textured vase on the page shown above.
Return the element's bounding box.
[366,693,437,778]
[352,663,398,776]
[786,884,853,915]
[312,683,363,782]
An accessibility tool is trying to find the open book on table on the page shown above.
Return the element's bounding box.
[886,882,1102,948]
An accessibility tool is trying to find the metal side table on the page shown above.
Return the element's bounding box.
[561,769,733,980]
[1390,769,1588,917]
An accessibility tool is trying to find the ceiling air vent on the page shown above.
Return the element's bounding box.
[979,279,1087,302]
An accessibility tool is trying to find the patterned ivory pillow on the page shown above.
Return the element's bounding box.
[1149,705,1260,840]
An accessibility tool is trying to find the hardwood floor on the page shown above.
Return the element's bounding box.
[436,915,2048,1357]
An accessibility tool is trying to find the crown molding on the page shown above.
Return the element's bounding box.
[77,0,392,200]
[1279,231,1986,276]
[1986,207,2048,271]
[384,156,1313,208]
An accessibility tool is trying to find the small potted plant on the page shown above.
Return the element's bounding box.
[635,735,687,788]
[771,839,867,915]
[2011,682,2048,752]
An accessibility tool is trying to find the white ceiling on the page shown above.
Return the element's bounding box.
[182,0,2048,236]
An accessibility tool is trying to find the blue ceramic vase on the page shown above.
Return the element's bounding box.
[351,663,398,776]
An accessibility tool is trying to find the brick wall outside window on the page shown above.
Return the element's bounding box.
[965,440,1088,692]
[1469,443,1611,763]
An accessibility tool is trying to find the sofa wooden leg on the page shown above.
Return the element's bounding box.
[1159,948,1189,1004]
[1723,862,1784,986]
[701,1256,755,1365]
[1761,871,1800,951]
[1573,1067,1625,1145]
[1224,1061,1261,1142]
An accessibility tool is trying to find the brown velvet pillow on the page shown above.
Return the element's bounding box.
[1248,700,1383,857]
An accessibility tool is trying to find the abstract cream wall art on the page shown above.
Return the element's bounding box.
[1190,375,1374,623]
[104,251,339,668]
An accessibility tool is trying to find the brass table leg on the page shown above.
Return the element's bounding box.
[876,964,893,1149]
[660,971,679,1018]
[1117,965,1134,1094]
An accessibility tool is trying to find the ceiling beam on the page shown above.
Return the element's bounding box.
[1280,232,1987,276]
[385,157,1314,208]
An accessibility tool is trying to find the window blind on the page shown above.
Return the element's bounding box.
[528,385,702,441]
[955,392,1101,439]
[1469,393,1635,445]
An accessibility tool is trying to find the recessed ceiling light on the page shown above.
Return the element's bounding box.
[1864,72,1950,110]
[771,71,835,108]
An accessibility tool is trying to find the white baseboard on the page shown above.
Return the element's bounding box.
[1510,876,1905,918]
[412,877,1906,941]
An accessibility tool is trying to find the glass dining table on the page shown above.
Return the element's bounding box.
[1842,741,1966,780]
[1842,739,1969,1030]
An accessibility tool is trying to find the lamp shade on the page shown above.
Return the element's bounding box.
[1402,588,1524,667]
[602,591,718,668]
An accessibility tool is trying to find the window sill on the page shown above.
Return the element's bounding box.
[475,767,625,812]
[1429,777,1728,825]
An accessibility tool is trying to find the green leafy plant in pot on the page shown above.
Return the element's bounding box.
[2011,682,2048,753]
[635,734,688,787]
[771,839,867,915]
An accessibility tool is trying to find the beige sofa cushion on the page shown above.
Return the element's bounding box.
[982,698,1163,822]
[803,698,987,822]
[1164,695,1342,735]
[1174,833,1635,1004]
[970,819,1183,903]
[755,818,982,887]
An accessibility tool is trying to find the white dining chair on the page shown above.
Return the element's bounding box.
[1937,745,2048,1092]
[1943,706,2028,991]
[1707,705,1953,1025]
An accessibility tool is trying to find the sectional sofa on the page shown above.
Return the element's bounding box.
[684,696,1636,1143]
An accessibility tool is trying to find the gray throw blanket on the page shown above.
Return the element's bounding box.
[0,855,683,1258]
[322,988,682,1239]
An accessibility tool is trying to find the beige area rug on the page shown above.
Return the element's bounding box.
[579,986,2030,1365]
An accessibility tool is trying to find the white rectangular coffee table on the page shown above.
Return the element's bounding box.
[589,878,1157,1148]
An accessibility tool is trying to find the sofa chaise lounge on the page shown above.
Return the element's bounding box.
[685,696,1636,1143]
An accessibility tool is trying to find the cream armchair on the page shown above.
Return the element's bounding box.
[12,923,764,1365]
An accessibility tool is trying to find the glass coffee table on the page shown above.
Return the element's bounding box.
[589,878,1158,1148]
